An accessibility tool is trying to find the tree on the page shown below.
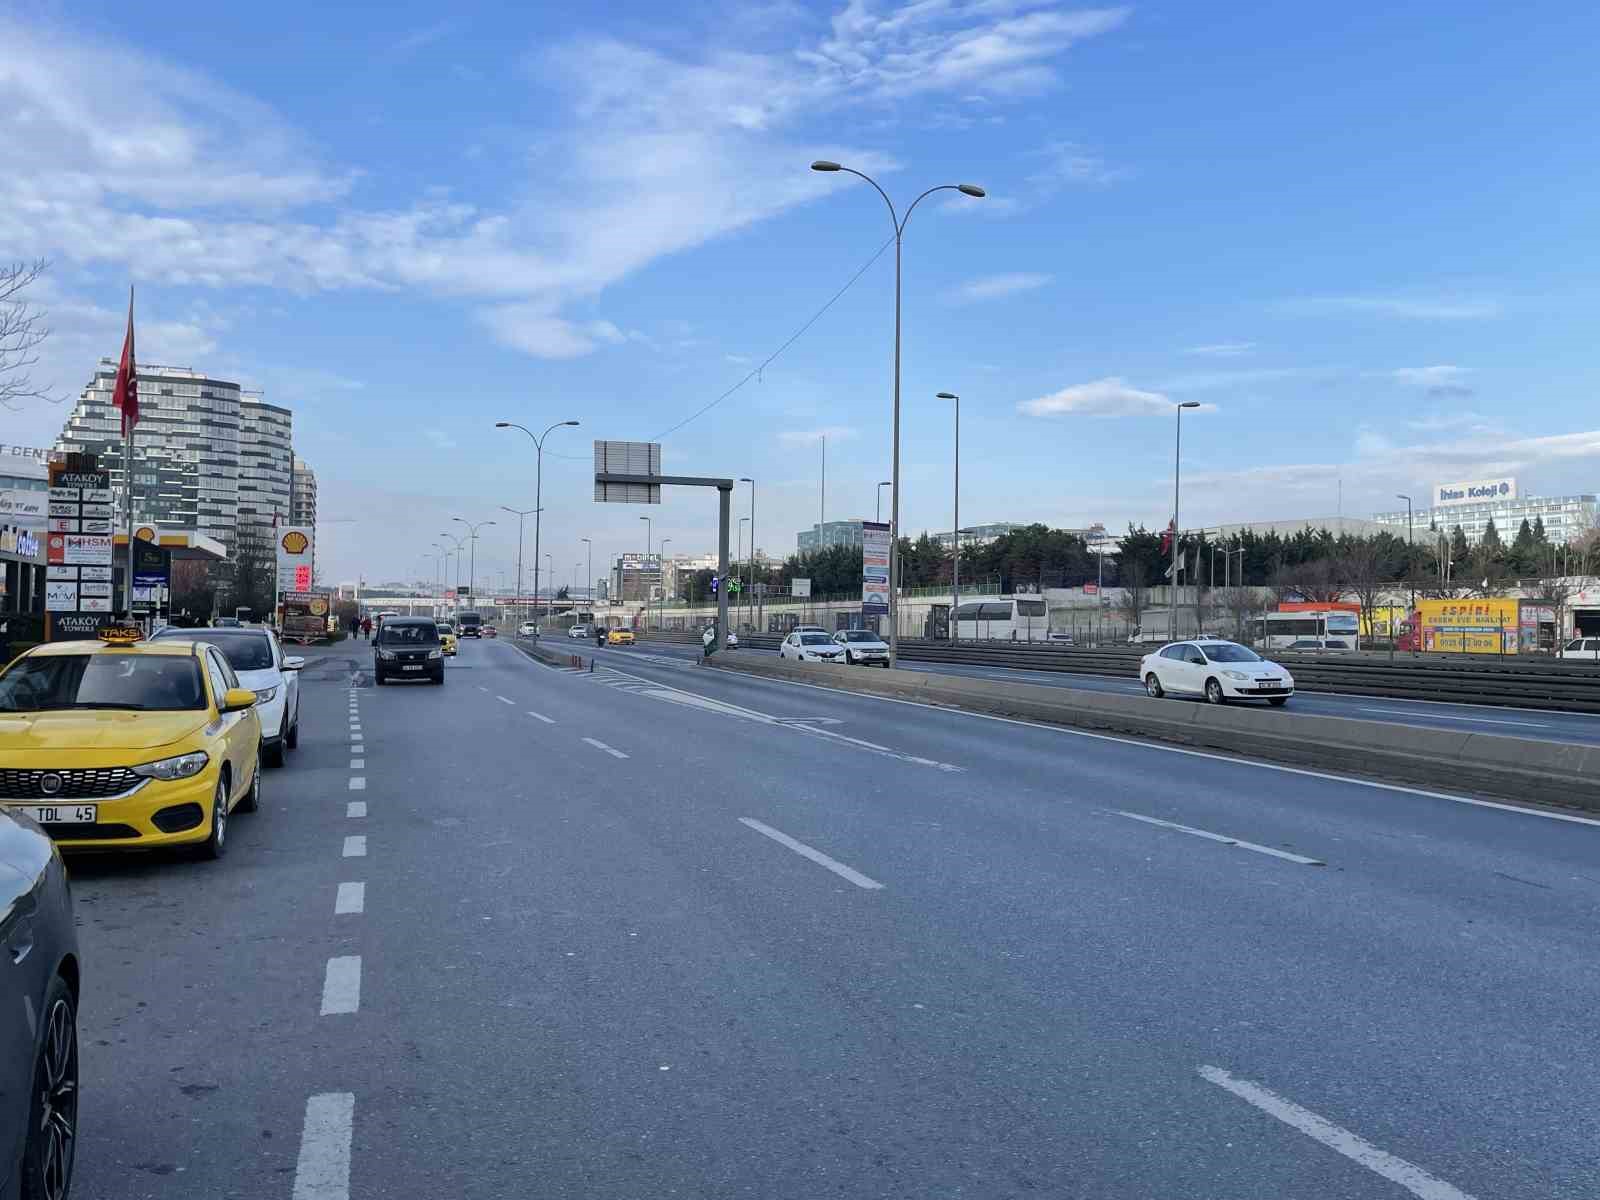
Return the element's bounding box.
[1337,536,1398,647]
[1270,557,1343,603]
[0,260,60,411]
[1216,586,1259,644]
[228,530,277,620]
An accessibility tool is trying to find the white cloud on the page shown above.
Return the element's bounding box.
[424,428,458,449]
[1285,294,1501,320]
[1185,342,1255,357]
[1019,376,1216,418]
[1390,364,1475,399]
[778,425,859,444]
[475,306,629,359]
[953,272,1052,302]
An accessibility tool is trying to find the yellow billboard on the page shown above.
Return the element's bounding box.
[1416,598,1518,654]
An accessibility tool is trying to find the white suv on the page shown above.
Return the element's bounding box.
[154,625,303,765]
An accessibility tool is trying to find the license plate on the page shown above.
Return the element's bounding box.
[402,664,423,671]
[6,804,97,825]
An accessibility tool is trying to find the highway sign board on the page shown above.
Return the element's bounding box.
[593,440,661,504]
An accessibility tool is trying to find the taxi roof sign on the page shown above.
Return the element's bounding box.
[97,624,144,644]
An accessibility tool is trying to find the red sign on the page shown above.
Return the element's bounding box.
[1083,583,1099,594]
[294,564,312,590]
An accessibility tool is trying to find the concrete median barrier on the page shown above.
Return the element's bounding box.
[704,655,1600,813]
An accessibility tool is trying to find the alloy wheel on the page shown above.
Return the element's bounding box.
[33,994,77,1200]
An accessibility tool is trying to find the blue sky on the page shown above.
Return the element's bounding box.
[5,1,1599,586]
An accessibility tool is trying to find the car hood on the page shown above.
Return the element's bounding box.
[1221,660,1291,677]
[0,709,210,751]
[841,641,888,651]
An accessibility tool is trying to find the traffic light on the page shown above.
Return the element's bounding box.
[710,576,720,594]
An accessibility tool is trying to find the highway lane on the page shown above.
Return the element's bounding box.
[620,634,1600,745]
[63,634,1599,1197]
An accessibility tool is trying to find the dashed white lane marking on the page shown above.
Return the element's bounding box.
[1198,1066,1477,1199]
[349,758,364,769]
[320,955,362,1015]
[478,685,489,692]
[582,736,629,759]
[1357,706,1548,728]
[348,776,366,791]
[346,801,366,818]
[292,1092,355,1200]
[527,710,555,724]
[738,817,885,890]
[349,724,361,733]
[496,694,515,705]
[335,882,364,915]
[1114,811,1326,865]
[342,835,366,858]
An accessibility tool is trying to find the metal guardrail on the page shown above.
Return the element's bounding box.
[642,631,1600,713]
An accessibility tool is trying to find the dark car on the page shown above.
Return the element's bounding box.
[456,611,484,638]
[1,808,80,1198]
[373,618,445,685]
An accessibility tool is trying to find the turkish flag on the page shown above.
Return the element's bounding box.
[111,287,138,433]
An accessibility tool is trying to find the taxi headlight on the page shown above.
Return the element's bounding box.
[1222,670,1249,681]
[133,750,210,781]
[253,685,279,703]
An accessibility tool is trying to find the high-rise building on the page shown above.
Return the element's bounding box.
[797,520,865,553]
[237,395,294,554]
[291,457,318,528]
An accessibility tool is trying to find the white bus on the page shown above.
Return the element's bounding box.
[952,595,1051,641]
[1255,610,1360,650]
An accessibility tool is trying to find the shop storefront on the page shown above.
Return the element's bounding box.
[1,447,48,617]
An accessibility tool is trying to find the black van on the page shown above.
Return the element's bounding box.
[457,610,484,638]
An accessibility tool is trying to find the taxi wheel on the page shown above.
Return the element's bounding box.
[198,775,229,860]
[237,763,261,814]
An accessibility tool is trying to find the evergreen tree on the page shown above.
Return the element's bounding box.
[1449,524,1470,564]
[1532,514,1548,543]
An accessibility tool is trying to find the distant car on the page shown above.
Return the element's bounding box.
[780,631,845,663]
[483,626,498,639]
[568,625,591,639]
[518,622,539,638]
[1285,638,1351,652]
[792,625,827,635]
[1139,638,1294,706]
[211,616,242,628]
[832,629,889,665]
[1126,629,1170,644]
[152,625,303,767]
[439,630,458,657]
[373,617,445,685]
[1048,631,1075,644]
[0,807,79,1199]
[607,629,635,646]
[457,611,484,638]
[702,626,739,649]
[1559,637,1600,661]
[436,618,457,636]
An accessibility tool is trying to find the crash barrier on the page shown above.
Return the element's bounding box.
[643,631,1600,714]
[702,654,1600,813]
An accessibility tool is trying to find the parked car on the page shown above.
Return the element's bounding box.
[1558,637,1600,661]
[373,617,445,685]
[1127,628,1170,644]
[1138,639,1294,706]
[1,807,79,1198]
[1047,631,1075,644]
[152,625,302,767]
[518,622,539,638]
[1284,638,1352,652]
[702,626,739,649]
[832,629,889,665]
[0,626,263,857]
[780,631,845,663]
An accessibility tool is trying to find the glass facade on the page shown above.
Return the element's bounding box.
[1373,494,1598,545]
[291,457,318,527]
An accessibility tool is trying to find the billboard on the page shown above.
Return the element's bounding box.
[593,440,661,504]
[275,526,315,593]
[1415,598,1518,654]
[1434,477,1516,507]
[45,464,115,639]
[861,520,890,615]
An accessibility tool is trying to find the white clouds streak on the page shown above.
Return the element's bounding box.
[953,272,1052,302]
[1285,294,1501,320]
[1185,342,1255,357]
[1019,376,1215,418]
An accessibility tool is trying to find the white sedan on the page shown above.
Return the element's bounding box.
[832,629,889,665]
[780,631,845,663]
[517,622,539,638]
[1139,639,1294,706]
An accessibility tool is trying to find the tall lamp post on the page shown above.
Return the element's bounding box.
[439,532,466,602]
[812,159,985,665]
[658,538,672,632]
[1168,401,1202,640]
[1397,493,1415,620]
[740,477,756,633]
[496,419,580,638]
[452,517,496,604]
[936,392,960,641]
[543,554,553,621]
[875,480,892,522]
[500,505,538,623]
[581,537,592,616]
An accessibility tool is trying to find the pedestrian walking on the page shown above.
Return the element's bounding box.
[361,616,372,640]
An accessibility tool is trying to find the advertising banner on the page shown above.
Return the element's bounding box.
[1416,598,1518,654]
[861,520,890,616]
[46,462,115,639]
[45,581,79,611]
[791,577,811,599]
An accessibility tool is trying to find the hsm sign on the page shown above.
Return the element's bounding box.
[1435,477,1516,507]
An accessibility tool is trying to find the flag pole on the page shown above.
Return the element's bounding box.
[122,285,137,622]
[125,412,135,617]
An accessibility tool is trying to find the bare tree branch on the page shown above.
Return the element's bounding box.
[0,259,66,411]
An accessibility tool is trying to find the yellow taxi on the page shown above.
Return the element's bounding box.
[606,628,635,646]
[440,629,458,657]
[0,627,263,859]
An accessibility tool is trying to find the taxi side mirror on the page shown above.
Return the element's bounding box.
[221,687,258,712]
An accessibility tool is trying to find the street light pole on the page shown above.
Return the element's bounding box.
[812,160,985,666]
[439,532,466,605]
[496,419,580,633]
[937,392,960,642]
[740,477,756,634]
[1170,401,1202,641]
[658,538,672,631]
[581,537,592,618]
[544,554,553,621]
[876,480,891,523]
[500,505,537,623]
[639,515,651,623]
[452,518,496,606]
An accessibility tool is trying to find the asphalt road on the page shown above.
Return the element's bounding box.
[625,635,1600,745]
[66,633,1600,1198]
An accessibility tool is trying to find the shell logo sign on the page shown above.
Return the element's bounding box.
[135,525,157,541]
[280,529,310,555]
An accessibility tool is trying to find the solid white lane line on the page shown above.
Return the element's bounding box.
[496,695,515,705]
[527,710,555,724]
[746,672,1600,828]
[320,955,361,1015]
[738,817,885,890]
[335,882,364,915]
[582,736,629,759]
[343,835,366,857]
[349,758,364,769]
[1198,1066,1477,1200]
[348,776,366,791]
[1357,706,1548,728]
[1115,811,1325,865]
[292,1092,355,1200]
[346,801,366,818]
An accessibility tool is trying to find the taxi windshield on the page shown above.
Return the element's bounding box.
[0,652,206,712]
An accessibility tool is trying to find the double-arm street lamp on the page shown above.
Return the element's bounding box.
[739,477,756,632]
[658,538,672,631]
[439,532,466,599]
[1397,493,1415,614]
[452,517,496,604]
[1169,401,1202,640]
[496,419,580,633]
[500,505,539,622]
[936,392,961,641]
[581,537,592,613]
[811,160,985,665]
